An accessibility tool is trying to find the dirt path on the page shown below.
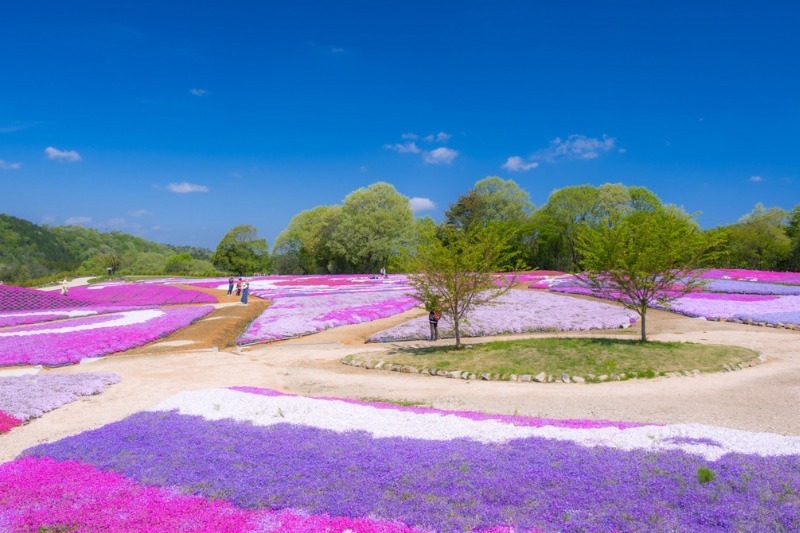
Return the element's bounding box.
[3,299,800,463]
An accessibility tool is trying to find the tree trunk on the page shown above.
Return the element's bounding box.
[640,308,647,342]
[454,317,461,348]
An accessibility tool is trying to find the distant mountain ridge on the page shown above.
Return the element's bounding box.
[0,214,213,283]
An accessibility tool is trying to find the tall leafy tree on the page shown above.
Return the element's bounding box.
[407,224,516,348]
[273,205,342,274]
[718,204,791,270]
[329,182,414,272]
[576,206,718,341]
[445,176,532,230]
[212,225,270,274]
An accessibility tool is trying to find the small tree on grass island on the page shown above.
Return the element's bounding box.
[576,206,719,341]
[407,224,517,348]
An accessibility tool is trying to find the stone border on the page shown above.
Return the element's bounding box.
[342,353,767,384]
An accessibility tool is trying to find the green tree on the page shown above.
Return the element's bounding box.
[576,207,717,341]
[786,205,800,271]
[445,176,532,230]
[273,205,342,274]
[212,225,270,274]
[407,224,516,348]
[329,182,414,272]
[164,253,194,275]
[719,204,791,270]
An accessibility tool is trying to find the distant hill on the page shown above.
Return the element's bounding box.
[0,214,215,283]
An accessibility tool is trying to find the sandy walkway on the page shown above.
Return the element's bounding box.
[2,303,799,462]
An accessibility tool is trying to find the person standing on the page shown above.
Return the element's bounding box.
[380,267,387,278]
[241,281,250,304]
[60,278,69,296]
[227,276,234,296]
[236,278,243,296]
[429,308,440,341]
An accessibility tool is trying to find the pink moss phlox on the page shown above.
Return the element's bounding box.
[0,409,22,433]
[228,386,648,429]
[0,284,91,312]
[0,456,421,533]
[701,269,800,285]
[67,283,217,306]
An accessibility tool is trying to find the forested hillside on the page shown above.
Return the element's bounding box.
[0,214,215,283]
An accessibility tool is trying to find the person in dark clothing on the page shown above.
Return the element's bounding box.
[429,309,440,341]
[227,276,234,296]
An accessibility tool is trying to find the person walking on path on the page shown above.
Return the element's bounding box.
[60,279,69,296]
[236,278,243,297]
[227,276,234,296]
[429,308,440,341]
[240,281,250,304]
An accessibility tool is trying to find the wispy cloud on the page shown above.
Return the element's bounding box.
[190,88,208,96]
[0,122,37,133]
[45,146,82,162]
[749,175,764,183]
[106,218,127,227]
[409,197,436,212]
[424,131,452,143]
[128,209,153,217]
[65,216,92,226]
[307,41,347,55]
[424,147,458,165]
[0,160,22,170]
[168,181,209,193]
[538,134,616,161]
[384,141,420,154]
[502,156,539,172]
[401,132,419,140]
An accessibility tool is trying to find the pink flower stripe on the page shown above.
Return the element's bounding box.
[229,386,648,429]
[0,456,420,533]
[0,306,214,366]
[0,284,91,312]
[0,305,148,328]
[67,283,217,306]
[0,409,22,434]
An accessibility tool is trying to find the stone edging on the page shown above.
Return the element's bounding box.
[342,353,767,384]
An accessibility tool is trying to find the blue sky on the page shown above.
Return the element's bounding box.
[1,1,798,249]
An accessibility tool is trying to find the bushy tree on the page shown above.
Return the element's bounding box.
[273,205,342,274]
[407,224,516,347]
[576,206,718,341]
[329,182,414,272]
[717,204,791,270]
[212,225,270,275]
[445,176,532,230]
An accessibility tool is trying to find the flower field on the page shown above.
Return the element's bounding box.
[0,306,214,366]
[0,284,91,312]
[549,269,800,326]
[3,386,799,531]
[370,290,636,342]
[67,283,217,306]
[0,373,120,434]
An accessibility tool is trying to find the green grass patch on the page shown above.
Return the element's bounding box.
[345,337,758,381]
[358,397,429,407]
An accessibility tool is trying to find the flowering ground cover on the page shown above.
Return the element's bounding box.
[370,290,636,342]
[239,291,418,344]
[6,387,800,531]
[701,268,800,285]
[67,283,217,306]
[0,284,90,312]
[0,373,120,433]
[0,306,214,366]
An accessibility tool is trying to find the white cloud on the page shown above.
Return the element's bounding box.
[384,141,420,154]
[618,148,627,154]
[502,156,539,172]
[423,147,458,165]
[749,175,764,183]
[190,88,207,96]
[65,216,92,226]
[129,209,153,217]
[45,146,81,162]
[0,160,21,170]
[534,134,616,162]
[151,225,161,231]
[168,181,209,193]
[424,131,452,143]
[409,197,436,212]
[400,132,419,140]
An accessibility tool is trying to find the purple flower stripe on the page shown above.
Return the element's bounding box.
[229,386,647,430]
[371,290,637,342]
[0,306,214,366]
[705,279,800,296]
[0,373,120,421]
[701,269,800,285]
[25,410,800,532]
[67,283,217,306]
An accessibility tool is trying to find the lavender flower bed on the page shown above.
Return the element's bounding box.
[370,290,636,342]
[705,279,800,296]
[0,372,120,423]
[0,306,214,366]
[0,284,91,312]
[13,387,800,532]
[68,283,217,306]
[239,291,417,344]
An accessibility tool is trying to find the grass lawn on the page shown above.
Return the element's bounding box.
[344,337,759,381]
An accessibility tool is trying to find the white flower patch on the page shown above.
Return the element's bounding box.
[0,310,164,337]
[151,389,800,461]
[0,310,97,319]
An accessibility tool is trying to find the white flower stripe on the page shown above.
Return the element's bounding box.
[0,310,164,337]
